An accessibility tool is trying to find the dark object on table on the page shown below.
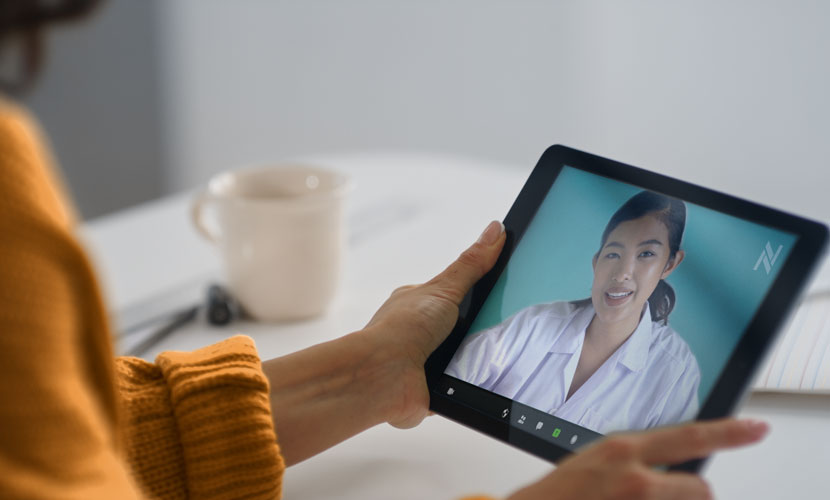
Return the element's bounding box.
[206,284,239,326]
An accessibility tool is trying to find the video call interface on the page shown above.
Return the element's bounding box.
[441,166,797,450]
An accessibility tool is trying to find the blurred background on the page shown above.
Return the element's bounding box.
[23,0,830,222]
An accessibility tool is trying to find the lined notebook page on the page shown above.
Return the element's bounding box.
[753,254,830,393]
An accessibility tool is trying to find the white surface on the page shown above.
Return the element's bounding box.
[82,153,830,499]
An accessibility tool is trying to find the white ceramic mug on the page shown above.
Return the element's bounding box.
[191,165,350,321]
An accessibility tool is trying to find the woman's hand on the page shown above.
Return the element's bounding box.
[507,418,769,500]
[263,221,505,465]
[362,220,506,429]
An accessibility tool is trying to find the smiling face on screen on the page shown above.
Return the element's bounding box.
[590,215,684,330]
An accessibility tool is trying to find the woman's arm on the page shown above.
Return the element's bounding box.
[263,221,506,465]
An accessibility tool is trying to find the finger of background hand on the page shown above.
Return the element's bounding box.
[649,471,713,500]
[637,418,769,465]
[427,221,505,302]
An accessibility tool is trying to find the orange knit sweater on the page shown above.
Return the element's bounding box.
[0,99,284,499]
[0,99,500,500]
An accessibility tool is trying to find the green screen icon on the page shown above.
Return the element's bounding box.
[552,428,561,438]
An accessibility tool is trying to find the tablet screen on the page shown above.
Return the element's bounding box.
[441,165,798,450]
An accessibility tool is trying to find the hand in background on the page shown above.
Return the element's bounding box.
[507,418,769,500]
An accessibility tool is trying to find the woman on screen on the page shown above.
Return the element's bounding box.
[446,191,700,434]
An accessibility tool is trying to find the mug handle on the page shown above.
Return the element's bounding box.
[191,190,220,244]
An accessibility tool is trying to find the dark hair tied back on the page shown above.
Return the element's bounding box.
[649,279,676,324]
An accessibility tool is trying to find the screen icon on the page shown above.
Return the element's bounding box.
[754,242,783,274]
[502,408,510,418]
[535,422,543,431]
[517,415,526,425]
[570,434,579,445]
[446,387,455,395]
[552,428,561,438]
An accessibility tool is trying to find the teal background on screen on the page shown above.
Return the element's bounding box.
[469,166,797,401]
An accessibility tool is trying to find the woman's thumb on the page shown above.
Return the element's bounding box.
[427,221,505,303]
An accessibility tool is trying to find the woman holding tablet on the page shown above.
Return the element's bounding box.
[1,3,768,499]
[447,191,701,433]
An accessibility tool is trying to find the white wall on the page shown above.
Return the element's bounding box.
[31,1,826,221]
[24,0,165,218]
[157,0,830,223]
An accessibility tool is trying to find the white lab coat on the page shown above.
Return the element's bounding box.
[445,301,700,434]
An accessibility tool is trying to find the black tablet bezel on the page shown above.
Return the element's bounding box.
[425,144,829,471]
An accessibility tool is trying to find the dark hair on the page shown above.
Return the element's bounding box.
[575,190,686,324]
[0,0,101,94]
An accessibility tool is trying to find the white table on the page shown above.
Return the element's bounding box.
[81,153,830,500]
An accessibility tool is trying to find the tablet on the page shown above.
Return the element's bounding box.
[425,145,828,471]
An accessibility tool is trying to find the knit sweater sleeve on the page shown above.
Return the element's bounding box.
[0,99,141,498]
[116,337,284,499]
[0,100,284,499]
[0,99,491,500]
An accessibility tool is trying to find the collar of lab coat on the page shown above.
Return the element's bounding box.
[548,302,653,373]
